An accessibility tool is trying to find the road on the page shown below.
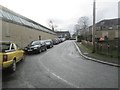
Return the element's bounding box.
[2,40,118,88]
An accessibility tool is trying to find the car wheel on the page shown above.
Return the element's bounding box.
[21,54,25,62]
[10,60,16,72]
[45,47,47,51]
[39,49,41,53]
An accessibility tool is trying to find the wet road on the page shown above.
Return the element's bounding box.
[2,40,118,88]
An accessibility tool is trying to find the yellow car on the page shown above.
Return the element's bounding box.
[0,41,25,72]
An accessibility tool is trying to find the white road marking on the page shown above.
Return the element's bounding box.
[39,61,80,88]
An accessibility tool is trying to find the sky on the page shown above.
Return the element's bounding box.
[0,0,119,34]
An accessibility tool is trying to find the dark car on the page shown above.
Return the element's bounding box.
[43,39,53,48]
[52,38,60,45]
[52,38,57,45]
[59,38,66,42]
[57,38,62,43]
[24,40,47,54]
[39,40,47,51]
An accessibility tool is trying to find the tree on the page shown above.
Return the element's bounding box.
[48,20,57,31]
[73,16,89,40]
[74,24,81,36]
[77,16,89,31]
[77,16,89,40]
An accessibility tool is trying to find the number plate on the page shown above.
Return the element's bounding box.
[28,49,32,51]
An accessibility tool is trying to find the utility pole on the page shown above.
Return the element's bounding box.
[92,0,96,53]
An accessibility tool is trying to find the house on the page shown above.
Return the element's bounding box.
[88,18,120,41]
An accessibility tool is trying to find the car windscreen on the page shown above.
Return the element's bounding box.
[30,41,40,46]
[45,41,51,44]
[0,43,10,52]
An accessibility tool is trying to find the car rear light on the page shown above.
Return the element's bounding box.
[3,55,7,62]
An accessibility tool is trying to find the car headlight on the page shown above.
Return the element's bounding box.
[34,47,37,49]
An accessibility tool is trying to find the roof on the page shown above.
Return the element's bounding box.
[88,18,120,28]
[55,31,70,33]
[96,18,120,26]
[0,5,56,35]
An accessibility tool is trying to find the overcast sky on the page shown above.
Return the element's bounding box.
[0,0,119,34]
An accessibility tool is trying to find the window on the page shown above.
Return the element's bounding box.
[6,12,13,21]
[16,44,20,49]
[34,24,39,29]
[2,11,12,21]
[11,44,15,50]
[0,43,10,52]
[20,18,29,26]
[41,42,45,45]
[31,41,40,45]
[0,9,3,18]
[31,23,36,28]
[2,11,9,19]
[13,15,22,24]
[25,21,32,27]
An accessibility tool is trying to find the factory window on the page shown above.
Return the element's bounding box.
[2,11,10,20]
[13,15,22,24]
[0,9,3,18]
[6,12,13,21]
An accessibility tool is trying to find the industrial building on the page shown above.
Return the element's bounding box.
[0,5,57,48]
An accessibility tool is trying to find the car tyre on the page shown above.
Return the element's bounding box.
[10,60,16,72]
[39,48,41,53]
[21,54,25,62]
[45,47,47,51]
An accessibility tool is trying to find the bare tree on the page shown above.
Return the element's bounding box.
[77,16,89,36]
[74,24,80,36]
[48,20,57,31]
[73,16,90,42]
[78,16,89,31]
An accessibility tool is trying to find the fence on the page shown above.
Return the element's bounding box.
[81,40,119,58]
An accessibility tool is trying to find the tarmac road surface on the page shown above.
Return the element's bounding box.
[2,40,118,88]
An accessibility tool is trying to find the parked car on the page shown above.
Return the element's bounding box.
[42,39,53,49]
[0,41,25,72]
[24,40,47,54]
[59,38,66,42]
[57,38,62,43]
[39,40,47,51]
[52,38,59,45]
[52,38,62,45]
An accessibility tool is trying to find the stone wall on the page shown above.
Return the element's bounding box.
[1,20,57,48]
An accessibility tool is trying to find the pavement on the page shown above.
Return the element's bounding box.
[2,40,118,88]
[74,41,120,67]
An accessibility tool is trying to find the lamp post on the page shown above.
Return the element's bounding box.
[92,0,96,53]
